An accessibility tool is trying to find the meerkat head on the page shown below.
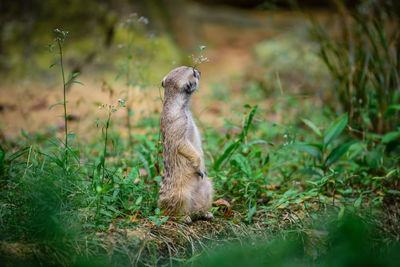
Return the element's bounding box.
[161,66,201,99]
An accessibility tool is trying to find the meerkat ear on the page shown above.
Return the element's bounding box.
[161,76,167,88]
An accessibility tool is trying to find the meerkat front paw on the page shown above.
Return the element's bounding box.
[184,81,197,94]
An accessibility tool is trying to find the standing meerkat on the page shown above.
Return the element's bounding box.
[158,66,213,223]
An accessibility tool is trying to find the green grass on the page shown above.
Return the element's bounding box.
[1,95,398,265]
[310,0,400,134]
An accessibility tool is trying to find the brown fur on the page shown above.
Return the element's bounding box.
[158,66,213,223]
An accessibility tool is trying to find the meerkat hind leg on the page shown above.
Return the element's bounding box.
[181,215,193,225]
[188,211,214,222]
[203,212,214,221]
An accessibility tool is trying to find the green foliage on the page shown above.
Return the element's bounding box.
[193,215,400,267]
[213,105,258,170]
[291,113,351,172]
[311,0,400,134]
[0,145,4,176]
[48,28,83,171]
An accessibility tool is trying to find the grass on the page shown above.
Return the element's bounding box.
[1,94,398,265]
[310,0,400,134]
[1,2,400,266]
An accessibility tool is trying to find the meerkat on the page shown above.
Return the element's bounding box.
[158,66,213,224]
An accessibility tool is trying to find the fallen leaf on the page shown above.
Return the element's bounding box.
[213,198,232,218]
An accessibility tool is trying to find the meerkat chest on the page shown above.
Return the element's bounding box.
[186,111,202,152]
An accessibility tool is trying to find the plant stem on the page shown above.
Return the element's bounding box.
[126,36,133,148]
[102,111,111,180]
[57,39,68,167]
[127,106,133,147]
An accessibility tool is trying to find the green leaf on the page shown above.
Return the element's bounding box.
[366,149,383,169]
[21,128,29,139]
[70,72,80,78]
[49,101,67,110]
[213,105,258,170]
[290,142,322,161]
[323,113,348,147]
[354,195,362,208]
[381,131,400,143]
[295,168,322,177]
[387,190,400,195]
[247,139,273,146]
[325,142,355,167]
[70,80,84,86]
[67,133,76,140]
[100,209,113,218]
[301,118,322,136]
[338,206,345,220]
[96,185,102,193]
[386,104,400,116]
[154,175,162,185]
[49,63,57,68]
[157,216,168,226]
[135,196,143,205]
[246,204,257,222]
[213,139,240,170]
[127,167,139,183]
[231,153,252,177]
[7,147,30,162]
[115,70,123,81]
[242,105,258,138]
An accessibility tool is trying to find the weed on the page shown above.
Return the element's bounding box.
[116,13,153,147]
[311,0,400,134]
[48,28,83,171]
[191,45,209,69]
[95,99,125,217]
[290,113,351,174]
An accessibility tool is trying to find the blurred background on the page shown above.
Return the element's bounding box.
[0,0,344,138]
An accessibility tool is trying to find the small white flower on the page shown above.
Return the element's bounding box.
[98,105,102,109]
[200,45,206,50]
[200,56,208,62]
[138,16,149,24]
